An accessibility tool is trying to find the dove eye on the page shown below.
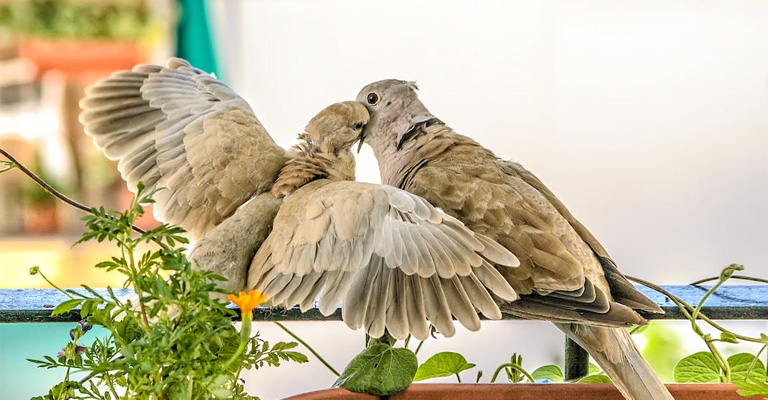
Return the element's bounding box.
[354,122,364,129]
[366,92,380,105]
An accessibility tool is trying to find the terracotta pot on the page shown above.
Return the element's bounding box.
[17,38,146,78]
[284,383,760,400]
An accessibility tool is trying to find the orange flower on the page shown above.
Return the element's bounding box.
[228,290,268,314]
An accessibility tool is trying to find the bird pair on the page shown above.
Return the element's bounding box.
[80,58,673,400]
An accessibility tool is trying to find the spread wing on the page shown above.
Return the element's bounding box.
[247,180,520,340]
[79,58,288,239]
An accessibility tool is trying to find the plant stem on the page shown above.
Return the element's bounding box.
[273,321,340,377]
[626,275,768,344]
[0,147,169,249]
[223,316,252,371]
[689,275,768,286]
[38,270,74,300]
[742,344,767,382]
[630,268,752,381]
[414,339,425,356]
[403,334,411,349]
[489,363,534,383]
[105,373,121,399]
[456,373,462,383]
[123,238,151,330]
[0,147,148,236]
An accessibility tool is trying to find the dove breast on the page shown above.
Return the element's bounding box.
[247,179,520,340]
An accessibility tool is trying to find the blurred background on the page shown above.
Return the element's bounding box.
[0,0,766,399]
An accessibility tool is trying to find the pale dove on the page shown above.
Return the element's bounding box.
[356,80,672,400]
[79,59,519,340]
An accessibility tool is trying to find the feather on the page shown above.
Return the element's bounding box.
[385,271,409,340]
[442,276,481,331]
[421,275,455,337]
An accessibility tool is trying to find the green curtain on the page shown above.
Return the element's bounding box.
[175,0,218,77]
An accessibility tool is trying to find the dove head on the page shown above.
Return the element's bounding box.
[356,80,441,153]
[303,101,369,154]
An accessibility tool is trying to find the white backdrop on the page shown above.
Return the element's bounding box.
[208,1,768,398]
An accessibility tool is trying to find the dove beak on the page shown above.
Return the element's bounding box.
[357,131,366,153]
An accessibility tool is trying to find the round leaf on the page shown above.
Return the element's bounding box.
[674,352,721,383]
[720,332,739,344]
[588,363,602,375]
[578,374,612,383]
[531,365,564,383]
[728,353,767,383]
[333,343,418,396]
[414,352,476,382]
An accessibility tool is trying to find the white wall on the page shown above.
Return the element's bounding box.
[209,0,768,398]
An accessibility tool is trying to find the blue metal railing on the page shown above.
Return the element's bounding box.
[2,284,766,379]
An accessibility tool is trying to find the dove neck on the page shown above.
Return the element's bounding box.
[270,144,355,197]
[372,123,447,187]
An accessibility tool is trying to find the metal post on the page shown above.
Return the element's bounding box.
[564,337,589,380]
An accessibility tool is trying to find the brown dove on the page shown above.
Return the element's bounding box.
[356,80,673,400]
[79,59,520,339]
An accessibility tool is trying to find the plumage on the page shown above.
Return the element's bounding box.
[81,58,287,241]
[357,79,671,400]
[85,58,523,344]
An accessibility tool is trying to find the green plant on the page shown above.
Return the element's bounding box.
[411,351,609,385]
[27,183,308,400]
[639,265,768,398]
[347,264,767,399]
[333,333,418,396]
[0,0,151,40]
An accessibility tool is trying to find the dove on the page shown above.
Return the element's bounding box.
[79,58,520,340]
[356,80,673,400]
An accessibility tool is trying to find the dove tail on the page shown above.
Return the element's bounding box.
[557,324,674,400]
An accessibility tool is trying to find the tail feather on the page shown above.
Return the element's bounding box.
[557,323,674,400]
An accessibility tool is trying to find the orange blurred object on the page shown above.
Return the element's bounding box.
[17,39,146,79]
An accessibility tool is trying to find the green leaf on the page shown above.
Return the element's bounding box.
[578,374,612,383]
[531,365,564,383]
[413,352,476,382]
[674,352,721,383]
[720,332,739,344]
[727,353,767,383]
[629,324,649,335]
[588,363,601,375]
[333,343,418,396]
[51,299,84,316]
[733,376,768,398]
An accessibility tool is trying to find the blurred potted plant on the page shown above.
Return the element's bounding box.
[0,0,164,75]
[22,152,65,234]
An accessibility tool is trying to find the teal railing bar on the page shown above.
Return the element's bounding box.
[3,284,766,381]
[1,285,766,323]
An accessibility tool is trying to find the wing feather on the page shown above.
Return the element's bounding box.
[248,181,519,339]
[80,57,288,239]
